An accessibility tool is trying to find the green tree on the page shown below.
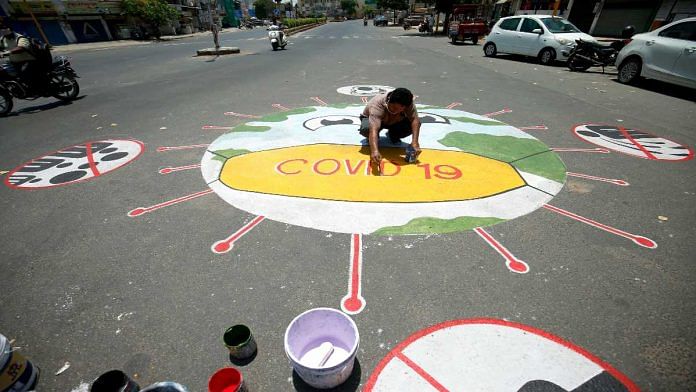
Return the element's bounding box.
[253,0,275,19]
[363,5,375,17]
[122,0,178,37]
[340,0,357,17]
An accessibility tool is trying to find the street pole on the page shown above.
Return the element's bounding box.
[22,0,51,45]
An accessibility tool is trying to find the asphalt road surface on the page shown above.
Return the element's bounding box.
[1,21,695,391]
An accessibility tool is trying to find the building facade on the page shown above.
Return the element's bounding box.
[0,0,230,45]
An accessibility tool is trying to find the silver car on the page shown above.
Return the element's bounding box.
[616,17,696,88]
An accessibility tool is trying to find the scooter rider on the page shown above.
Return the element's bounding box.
[271,17,285,45]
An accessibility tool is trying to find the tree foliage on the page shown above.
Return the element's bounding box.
[253,0,275,19]
[363,5,375,17]
[340,0,357,16]
[376,0,408,11]
[122,0,178,28]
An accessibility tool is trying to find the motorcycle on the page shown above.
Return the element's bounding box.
[239,21,254,29]
[403,21,411,30]
[418,21,432,34]
[566,26,635,72]
[364,19,368,27]
[268,25,287,51]
[0,55,80,116]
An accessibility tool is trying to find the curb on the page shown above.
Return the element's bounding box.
[286,22,327,36]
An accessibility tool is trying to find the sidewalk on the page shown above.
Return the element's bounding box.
[51,30,226,53]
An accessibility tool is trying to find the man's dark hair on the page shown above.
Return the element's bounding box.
[387,87,413,106]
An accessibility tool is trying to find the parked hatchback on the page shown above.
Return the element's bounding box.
[616,17,696,88]
[374,15,388,27]
[484,15,595,65]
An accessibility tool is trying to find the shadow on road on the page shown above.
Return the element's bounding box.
[611,78,696,102]
[490,54,567,68]
[5,96,85,117]
[291,358,361,392]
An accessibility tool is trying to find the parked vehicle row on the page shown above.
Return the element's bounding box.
[481,15,695,89]
[615,17,695,88]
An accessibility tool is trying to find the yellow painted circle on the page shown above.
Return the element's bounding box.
[220,144,525,202]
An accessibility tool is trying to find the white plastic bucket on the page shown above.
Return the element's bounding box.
[140,382,189,391]
[0,333,39,392]
[284,308,359,389]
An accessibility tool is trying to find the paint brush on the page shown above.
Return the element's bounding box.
[317,342,335,367]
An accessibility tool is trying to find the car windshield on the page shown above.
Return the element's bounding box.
[542,18,581,33]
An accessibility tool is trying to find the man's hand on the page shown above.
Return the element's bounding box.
[371,150,382,164]
[411,142,422,156]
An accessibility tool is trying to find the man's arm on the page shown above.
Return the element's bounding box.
[368,122,381,164]
[9,37,30,54]
[410,116,422,156]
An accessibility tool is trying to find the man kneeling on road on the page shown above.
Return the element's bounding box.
[359,87,422,165]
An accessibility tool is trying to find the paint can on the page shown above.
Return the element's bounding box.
[0,333,39,392]
[140,382,189,392]
[405,145,416,163]
[284,308,359,389]
[223,325,257,360]
[208,368,246,392]
[90,370,140,392]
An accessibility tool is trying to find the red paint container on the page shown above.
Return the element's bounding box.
[208,368,246,392]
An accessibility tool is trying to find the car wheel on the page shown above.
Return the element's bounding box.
[538,48,556,65]
[618,57,642,84]
[483,42,496,57]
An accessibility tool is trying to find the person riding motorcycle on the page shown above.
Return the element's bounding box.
[0,20,48,93]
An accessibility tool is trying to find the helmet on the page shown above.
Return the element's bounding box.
[621,25,635,39]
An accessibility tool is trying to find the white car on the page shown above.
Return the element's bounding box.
[484,15,595,65]
[616,17,696,88]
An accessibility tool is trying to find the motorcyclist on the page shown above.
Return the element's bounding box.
[0,19,45,92]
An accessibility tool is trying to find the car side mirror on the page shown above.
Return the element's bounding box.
[532,28,542,34]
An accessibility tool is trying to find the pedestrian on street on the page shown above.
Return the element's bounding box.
[211,22,220,50]
[359,87,422,165]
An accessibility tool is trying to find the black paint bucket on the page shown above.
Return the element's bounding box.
[90,370,140,392]
[223,325,257,360]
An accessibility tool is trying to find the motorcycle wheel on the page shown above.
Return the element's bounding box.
[0,90,12,117]
[272,42,278,51]
[471,35,479,45]
[51,75,79,101]
[567,54,591,72]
